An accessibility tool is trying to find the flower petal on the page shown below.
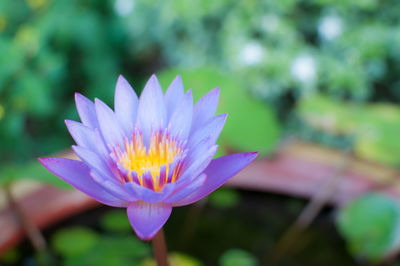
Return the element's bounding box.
[39,158,128,207]
[178,144,218,184]
[95,98,125,147]
[75,93,98,129]
[137,75,166,145]
[173,152,258,206]
[188,113,227,148]
[90,169,136,202]
[72,145,114,178]
[114,75,138,135]
[65,120,97,151]
[165,75,184,119]
[168,90,193,140]
[124,181,175,203]
[165,174,206,203]
[127,201,172,240]
[191,87,219,131]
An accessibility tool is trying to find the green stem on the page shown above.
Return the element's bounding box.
[152,228,169,266]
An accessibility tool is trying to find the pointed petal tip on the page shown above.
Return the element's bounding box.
[249,151,259,158]
[239,151,259,162]
[173,74,182,83]
[64,119,73,127]
[38,157,53,165]
[116,74,129,84]
[74,92,91,103]
[148,74,158,83]
[212,86,220,93]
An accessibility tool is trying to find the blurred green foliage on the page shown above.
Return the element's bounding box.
[141,252,203,266]
[1,0,400,184]
[100,209,133,233]
[208,188,240,209]
[52,225,151,266]
[298,95,400,166]
[219,249,258,266]
[337,193,400,263]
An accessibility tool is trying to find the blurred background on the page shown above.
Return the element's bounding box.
[1,0,400,265]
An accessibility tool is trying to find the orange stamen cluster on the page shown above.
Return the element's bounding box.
[113,131,184,191]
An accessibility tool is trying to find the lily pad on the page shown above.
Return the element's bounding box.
[141,252,202,266]
[208,188,240,209]
[100,209,132,233]
[297,94,400,166]
[336,193,400,262]
[52,227,98,257]
[219,249,258,266]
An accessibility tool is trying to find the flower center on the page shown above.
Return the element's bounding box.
[112,130,184,190]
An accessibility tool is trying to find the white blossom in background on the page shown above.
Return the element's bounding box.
[114,0,135,17]
[318,15,343,41]
[290,55,317,84]
[238,41,265,66]
[261,14,280,33]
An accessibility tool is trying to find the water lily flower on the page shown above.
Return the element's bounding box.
[39,74,257,240]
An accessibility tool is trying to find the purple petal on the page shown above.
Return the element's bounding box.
[185,136,213,166]
[75,93,98,129]
[127,202,172,240]
[191,87,219,132]
[168,90,193,140]
[188,113,227,148]
[165,75,184,119]
[114,75,138,135]
[137,75,166,146]
[178,144,218,184]
[173,152,258,206]
[90,169,136,202]
[95,98,125,147]
[65,120,97,151]
[124,181,175,203]
[39,158,128,207]
[94,128,112,159]
[165,174,206,203]
[72,145,114,178]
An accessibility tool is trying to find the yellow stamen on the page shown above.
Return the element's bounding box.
[115,131,183,191]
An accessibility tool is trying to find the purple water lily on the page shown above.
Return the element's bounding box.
[39,74,257,240]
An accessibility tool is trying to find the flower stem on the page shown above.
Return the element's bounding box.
[152,228,169,266]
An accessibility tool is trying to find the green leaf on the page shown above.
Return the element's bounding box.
[0,248,20,264]
[336,193,400,262]
[219,249,258,266]
[297,95,400,166]
[141,252,202,266]
[52,227,99,257]
[208,188,240,209]
[95,236,151,258]
[63,235,150,266]
[158,66,280,156]
[100,210,133,233]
